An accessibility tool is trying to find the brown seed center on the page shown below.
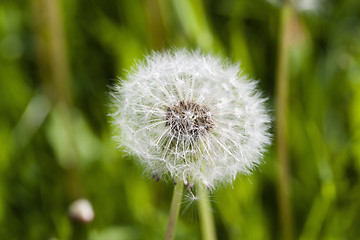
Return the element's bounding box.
[165,100,213,138]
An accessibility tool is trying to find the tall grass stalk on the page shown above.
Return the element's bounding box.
[275,3,294,240]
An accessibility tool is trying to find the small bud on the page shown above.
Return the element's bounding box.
[68,199,94,223]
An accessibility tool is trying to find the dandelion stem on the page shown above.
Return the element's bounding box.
[165,180,184,240]
[198,187,217,240]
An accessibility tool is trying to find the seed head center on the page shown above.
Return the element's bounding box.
[165,100,213,138]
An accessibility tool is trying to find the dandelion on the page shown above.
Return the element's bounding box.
[68,198,94,223]
[265,0,323,14]
[110,49,271,240]
[110,49,271,189]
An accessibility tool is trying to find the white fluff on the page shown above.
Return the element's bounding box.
[110,49,271,189]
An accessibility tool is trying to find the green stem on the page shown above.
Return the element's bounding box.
[276,4,293,240]
[165,181,184,240]
[198,187,216,240]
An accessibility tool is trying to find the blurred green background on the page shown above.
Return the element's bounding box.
[1,0,360,239]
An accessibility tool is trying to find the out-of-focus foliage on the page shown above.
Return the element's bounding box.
[0,0,359,239]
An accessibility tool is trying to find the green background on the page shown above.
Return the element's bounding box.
[0,0,360,239]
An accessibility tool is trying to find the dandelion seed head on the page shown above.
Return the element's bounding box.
[110,49,271,190]
[68,199,94,223]
[264,0,323,14]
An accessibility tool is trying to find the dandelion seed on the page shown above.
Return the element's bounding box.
[181,188,199,216]
[110,49,271,190]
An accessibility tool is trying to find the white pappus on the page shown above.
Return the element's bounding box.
[110,49,271,190]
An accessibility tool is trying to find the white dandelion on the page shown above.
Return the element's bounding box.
[68,199,94,223]
[265,0,323,14]
[110,49,271,190]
